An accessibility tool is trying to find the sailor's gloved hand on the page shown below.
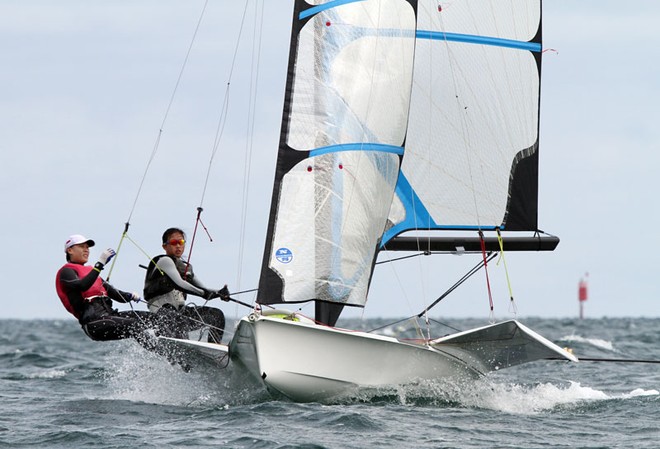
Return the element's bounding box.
[203,286,230,301]
[129,292,141,302]
[217,285,230,302]
[94,248,116,271]
[203,289,216,300]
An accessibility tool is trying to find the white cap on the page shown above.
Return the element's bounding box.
[64,234,96,252]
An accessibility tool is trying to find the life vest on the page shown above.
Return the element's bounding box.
[55,263,107,319]
[143,254,195,300]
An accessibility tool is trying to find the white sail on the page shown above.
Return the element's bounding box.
[384,0,543,244]
[259,0,416,307]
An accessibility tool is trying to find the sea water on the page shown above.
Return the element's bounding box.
[1,317,659,448]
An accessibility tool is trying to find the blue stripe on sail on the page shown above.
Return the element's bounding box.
[381,172,436,246]
[380,172,500,247]
[310,143,404,157]
[299,0,365,20]
[416,30,542,52]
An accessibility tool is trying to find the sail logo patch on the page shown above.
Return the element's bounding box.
[275,247,293,264]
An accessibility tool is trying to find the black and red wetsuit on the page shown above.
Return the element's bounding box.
[55,263,154,342]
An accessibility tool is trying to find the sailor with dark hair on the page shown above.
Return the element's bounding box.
[143,227,229,343]
[55,234,155,344]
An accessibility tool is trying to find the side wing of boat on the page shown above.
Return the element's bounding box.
[430,320,578,373]
[156,336,230,369]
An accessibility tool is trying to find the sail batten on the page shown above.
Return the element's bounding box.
[309,143,405,157]
[415,30,542,52]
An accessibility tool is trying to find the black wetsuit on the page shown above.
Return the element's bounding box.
[144,255,225,343]
[56,264,156,345]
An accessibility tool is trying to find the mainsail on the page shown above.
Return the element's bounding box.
[384,0,543,244]
[258,0,416,319]
[258,0,547,321]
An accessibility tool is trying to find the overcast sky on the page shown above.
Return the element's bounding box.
[1,1,658,322]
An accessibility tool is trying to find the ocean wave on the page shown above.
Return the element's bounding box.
[559,334,615,351]
[26,369,67,379]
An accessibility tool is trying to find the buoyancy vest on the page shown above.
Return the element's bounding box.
[143,255,195,300]
[55,263,108,319]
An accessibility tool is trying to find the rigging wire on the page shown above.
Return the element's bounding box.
[185,0,256,310]
[417,251,497,318]
[107,0,210,281]
[184,207,212,278]
[197,1,251,209]
[126,0,211,226]
[546,357,660,364]
[104,3,259,338]
[235,0,265,293]
[375,251,430,265]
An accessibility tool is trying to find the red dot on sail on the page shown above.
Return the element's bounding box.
[326,21,331,27]
[307,166,313,172]
[338,164,343,169]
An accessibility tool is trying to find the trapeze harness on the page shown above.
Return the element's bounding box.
[143,255,225,343]
[55,263,146,341]
[143,255,200,312]
[56,263,114,322]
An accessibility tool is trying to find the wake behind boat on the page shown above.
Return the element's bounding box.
[151,0,577,402]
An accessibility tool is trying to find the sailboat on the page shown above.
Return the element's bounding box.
[162,0,577,402]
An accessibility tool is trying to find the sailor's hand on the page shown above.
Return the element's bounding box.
[217,285,230,302]
[94,248,116,271]
[129,292,141,303]
[203,289,215,300]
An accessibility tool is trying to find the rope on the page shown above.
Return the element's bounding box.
[189,1,253,295]
[478,231,494,321]
[495,228,517,315]
[197,0,251,209]
[367,316,462,338]
[110,0,211,285]
[102,3,256,342]
[106,222,130,281]
[417,251,497,317]
[375,252,429,265]
[125,0,211,225]
[548,357,660,364]
[235,0,265,292]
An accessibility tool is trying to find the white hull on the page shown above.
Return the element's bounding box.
[228,311,577,402]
